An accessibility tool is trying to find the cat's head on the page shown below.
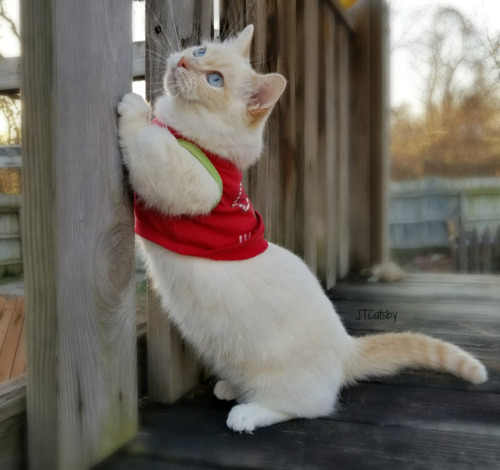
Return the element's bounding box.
[156,25,286,170]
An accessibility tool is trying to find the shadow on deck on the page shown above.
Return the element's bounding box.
[95,274,500,470]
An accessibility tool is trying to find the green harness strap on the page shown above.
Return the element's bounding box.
[176,138,223,200]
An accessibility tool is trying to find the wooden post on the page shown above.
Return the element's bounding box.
[483,226,491,274]
[145,0,213,403]
[302,0,319,273]
[349,0,390,270]
[21,1,137,468]
[458,220,468,273]
[471,227,480,273]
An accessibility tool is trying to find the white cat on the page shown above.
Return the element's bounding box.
[118,25,487,433]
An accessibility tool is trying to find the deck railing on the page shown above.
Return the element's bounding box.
[143,0,389,411]
[3,1,389,469]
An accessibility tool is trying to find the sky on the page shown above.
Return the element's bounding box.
[390,0,500,114]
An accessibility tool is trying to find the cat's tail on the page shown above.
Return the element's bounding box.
[344,332,487,385]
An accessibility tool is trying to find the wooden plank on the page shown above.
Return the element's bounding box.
[21,1,137,468]
[244,0,276,239]
[146,281,204,403]
[0,375,27,470]
[325,0,355,33]
[276,0,298,252]
[107,403,500,470]
[99,274,500,469]
[336,24,351,278]
[329,275,500,303]
[472,227,480,273]
[483,226,492,273]
[0,297,13,348]
[95,456,211,470]
[146,0,213,105]
[316,3,334,286]
[10,300,26,379]
[145,0,213,404]
[334,299,500,335]
[348,0,372,271]
[348,0,389,270]
[302,0,319,273]
[0,57,21,93]
[0,299,24,383]
[336,382,500,435]
[0,42,146,93]
[368,0,390,265]
[322,10,338,289]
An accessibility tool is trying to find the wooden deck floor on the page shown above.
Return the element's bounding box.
[95,274,500,470]
[0,297,25,383]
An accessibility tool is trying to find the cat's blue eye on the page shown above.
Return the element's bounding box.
[193,48,206,57]
[207,72,224,88]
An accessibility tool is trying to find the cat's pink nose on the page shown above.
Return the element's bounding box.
[177,56,189,69]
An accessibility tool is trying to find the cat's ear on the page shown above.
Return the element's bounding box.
[248,73,287,123]
[234,24,254,59]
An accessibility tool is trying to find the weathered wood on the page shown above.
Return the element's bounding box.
[96,274,500,469]
[276,0,298,252]
[0,375,26,470]
[98,401,500,469]
[0,42,146,92]
[146,0,213,104]
[21,1,137,468]
[336,25,351,278]
[146,279,204,403]
[0,57,21,93]
[317,4,337,288]
[302,0,319,272]
[145,0,213,404]
[471,227,480,273]
[369,0,390,266]
[348,0,389,271]
[0,298,24,382]
[483,226,492,273]
[454,224,500,274]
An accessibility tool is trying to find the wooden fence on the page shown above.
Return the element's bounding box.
[143,0,389,407]
[452,223,500,274]
[390,178,500,250]
[2,0,390,468]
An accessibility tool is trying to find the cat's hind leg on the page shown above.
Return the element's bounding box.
[213,380,239,401]
[226,403,294,433]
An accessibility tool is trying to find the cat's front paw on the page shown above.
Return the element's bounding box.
[117,92,150,122]
[214,380,238,401]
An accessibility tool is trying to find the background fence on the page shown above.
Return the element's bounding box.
[0,145,22,277]
[390,177,500,273]
[390,177,500,249]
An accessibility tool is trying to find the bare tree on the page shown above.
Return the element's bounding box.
[391,5,500,180]
[0,0,20,145]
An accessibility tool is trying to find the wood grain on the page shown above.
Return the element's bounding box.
[21,1,137,468]
[0,299,23,382]
[145,0,213,404]
[97,275,500,470]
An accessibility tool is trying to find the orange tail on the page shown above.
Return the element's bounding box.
[344,332,487,385]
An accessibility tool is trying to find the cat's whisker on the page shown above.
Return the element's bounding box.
[165,0,181,52]
[145,31,177,59]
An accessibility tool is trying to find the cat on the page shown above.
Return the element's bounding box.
[118,25,487,433]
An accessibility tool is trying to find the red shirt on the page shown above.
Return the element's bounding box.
[134,122,268,261]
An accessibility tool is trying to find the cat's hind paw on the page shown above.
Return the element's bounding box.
[214,380,238,401]
[226,403,293,433]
